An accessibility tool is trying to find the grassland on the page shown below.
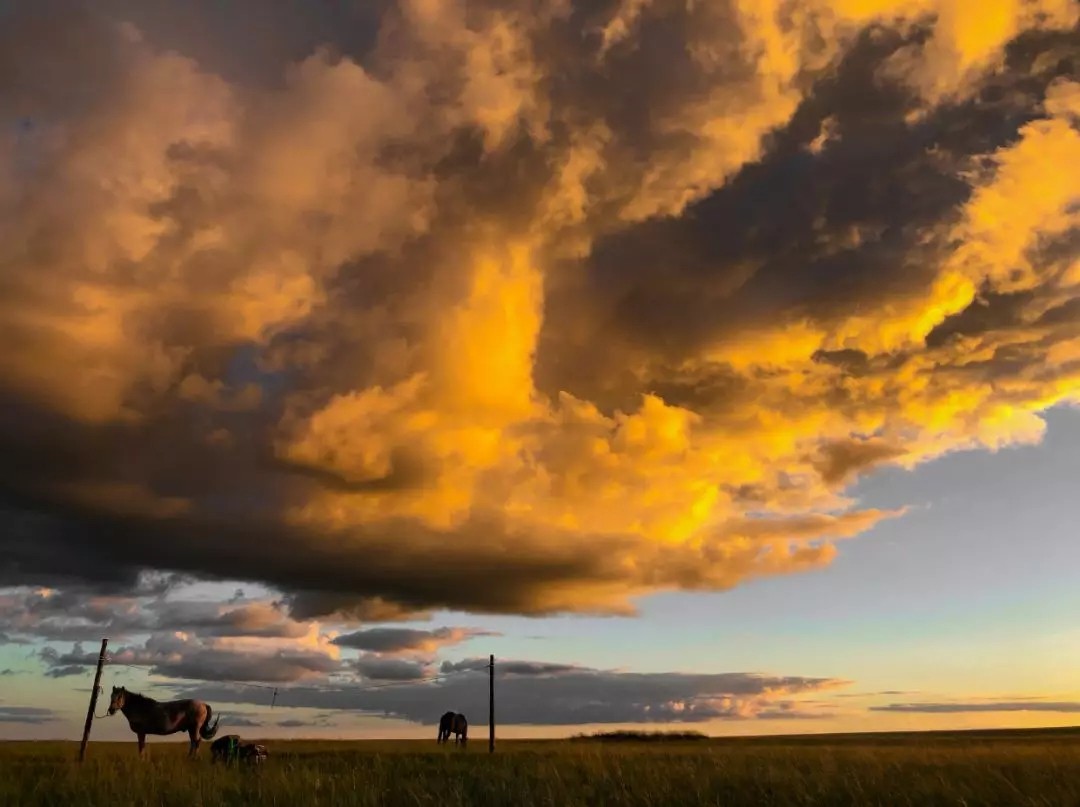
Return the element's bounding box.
[2,728,1079,806]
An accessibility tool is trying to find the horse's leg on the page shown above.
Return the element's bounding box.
[188,727,198,758]
[137,733,146,759]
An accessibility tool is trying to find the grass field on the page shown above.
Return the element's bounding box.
[2,728,1079,806]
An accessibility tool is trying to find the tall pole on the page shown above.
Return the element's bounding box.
[488,654,495,754]
[78,638,108,763]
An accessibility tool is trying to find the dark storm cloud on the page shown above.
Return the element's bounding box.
[812,348,871,373]
[811,439,906,486]
[555,24,1072,381]
[924,290,1035,348]
[352,656,430,682]
[284,594,431,624]
[0,504,630,618]
[0,486,900,619]
[544,33,943,385]
[93,0,388,87]
[0,0,1077,621]
[0,504,148,594]
[182,660,846,725]
[332,627,496,654]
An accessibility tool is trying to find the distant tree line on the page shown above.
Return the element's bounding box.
[570,730,710,742]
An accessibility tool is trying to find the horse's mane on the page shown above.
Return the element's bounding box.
[121,689,158,707]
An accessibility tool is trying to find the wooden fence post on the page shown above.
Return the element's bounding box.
[488,654,495,753]
[78,638,108,762]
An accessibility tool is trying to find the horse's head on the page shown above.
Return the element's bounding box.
[107,686,126,716]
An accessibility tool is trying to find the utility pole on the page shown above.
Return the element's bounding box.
[488,654,495,753]
[79,638,108,762]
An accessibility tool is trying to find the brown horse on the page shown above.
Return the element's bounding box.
[107,686,220,757]
[437,711,468,746]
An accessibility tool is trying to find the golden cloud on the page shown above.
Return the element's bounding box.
[0,0,1077,616]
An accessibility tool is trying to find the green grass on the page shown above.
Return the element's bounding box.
[2,728,1079,806]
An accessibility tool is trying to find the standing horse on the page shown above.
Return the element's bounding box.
[107,686,220,757]
[437,711,468,746]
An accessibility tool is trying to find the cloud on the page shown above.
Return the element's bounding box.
[0,586,160,641]
[352,656,432,682]
[183,658,847,725]
[332,627,496,655]
[440,659,578,676]
[873,700,1080,713]
[44,666,90,680]
[225,715,265,727]
[0,585,313,642]
[0,706,56,725]
[810,439,907,486]
[40,632,342,684]
[0,0,1078,618]
[285,595,431,624]
[10,582,501,692]
[150,601,312,639]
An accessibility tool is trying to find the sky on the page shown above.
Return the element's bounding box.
[0,0,1078,741]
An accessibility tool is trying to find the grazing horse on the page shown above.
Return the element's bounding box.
[437,711,468,746]
[107,686,220,757]
[211,734,242,764]
[437,711,454,743]
[239,742,269,765]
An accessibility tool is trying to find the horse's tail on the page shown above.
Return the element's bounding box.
[200,704,221,740]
